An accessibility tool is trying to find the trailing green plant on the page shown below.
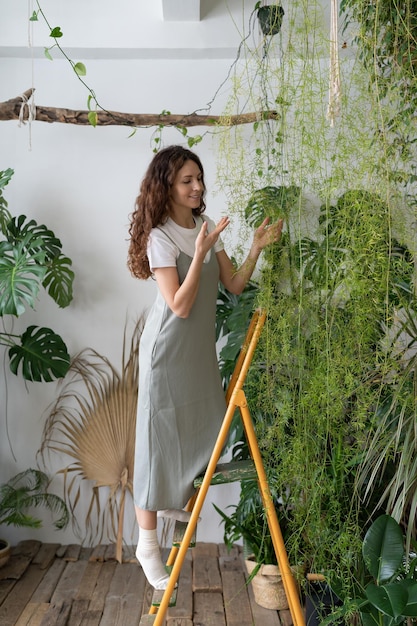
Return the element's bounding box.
[355,276,417,556]
[212,0,417,605]
[251,189,415,576]
[0,468,69,530]
[26,1,227,147]
[340,0,417,204]
[0,168,73,382]
[217,180,415,600]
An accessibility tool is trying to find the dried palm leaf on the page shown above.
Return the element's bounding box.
[39,318,143,562]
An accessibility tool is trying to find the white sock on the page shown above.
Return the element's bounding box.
[157,509,200,523]
[136,528,170,590]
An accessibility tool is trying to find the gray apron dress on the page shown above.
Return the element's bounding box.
[133,228,226,511]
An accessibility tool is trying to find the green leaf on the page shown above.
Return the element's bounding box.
[29,10,38,21]
[44,47,53,61]
[363,515,404,584]
[74,62,86,76]
[50,26,63,38]
[0,469,69,529]
[244,185,300,228]
[365,582,408,619]
[0,205,12,233]
[0,215,73,314]
[402,582,417,617]
[0,168,14,191]
[8,325,70,382]
[359,604,384,626]
[6,215,62,260]
[88,111,97,127]
[42,255,74,308]
[0,240,46,316]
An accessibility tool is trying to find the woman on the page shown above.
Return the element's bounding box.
[128,145,282,589]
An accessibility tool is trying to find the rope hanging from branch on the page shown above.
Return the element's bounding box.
[327,0,341,126]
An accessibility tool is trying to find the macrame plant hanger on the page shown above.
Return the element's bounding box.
[327,0,341,126]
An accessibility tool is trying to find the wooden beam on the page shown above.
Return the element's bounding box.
[0,89,279,128]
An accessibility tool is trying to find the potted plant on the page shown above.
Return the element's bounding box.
[0,468,69,567]
[257,3,285,37]
[0,167,74,383]
[323,515,417,626]
[214,477,294,610]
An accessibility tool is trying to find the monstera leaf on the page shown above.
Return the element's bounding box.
[8,325,70,382]
[244,185,300,228]
[2,215,74,311]
[0,239,47,316]
[42,254,74,308]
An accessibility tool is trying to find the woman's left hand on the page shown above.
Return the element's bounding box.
[253,217,284,252]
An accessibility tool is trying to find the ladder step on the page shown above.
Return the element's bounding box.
[151,585,177,607]
[193,459,257,487]
[139,616,156,625]
[172,520,196,547]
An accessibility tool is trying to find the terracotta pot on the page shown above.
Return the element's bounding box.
[245,556,288,610]
[0,539,11,568]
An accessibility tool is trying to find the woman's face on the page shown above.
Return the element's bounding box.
[169,159,204,213]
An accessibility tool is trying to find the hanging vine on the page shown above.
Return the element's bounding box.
[214,0,417,602]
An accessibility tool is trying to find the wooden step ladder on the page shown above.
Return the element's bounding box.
[139,308,306,626]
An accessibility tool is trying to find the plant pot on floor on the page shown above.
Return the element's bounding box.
[305,580,342,626]
[0,539,11,568]
[245,555,288,610]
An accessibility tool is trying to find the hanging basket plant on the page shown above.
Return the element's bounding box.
[257,4,285,37]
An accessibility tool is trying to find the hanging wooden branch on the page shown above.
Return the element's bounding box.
[0,89,279,128]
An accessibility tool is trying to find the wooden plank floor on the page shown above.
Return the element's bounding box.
[0,540,294,626]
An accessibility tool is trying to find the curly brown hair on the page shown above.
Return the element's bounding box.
[127,145,207,279]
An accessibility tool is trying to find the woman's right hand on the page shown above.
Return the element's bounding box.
[195,217,230,259]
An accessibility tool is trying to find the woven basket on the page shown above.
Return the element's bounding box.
[245,556,288,610]
[0,540,11,569]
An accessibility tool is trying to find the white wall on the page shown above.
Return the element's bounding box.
[0,0,261,547]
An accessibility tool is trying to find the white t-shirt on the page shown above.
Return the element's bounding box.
[147,215,224,271]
